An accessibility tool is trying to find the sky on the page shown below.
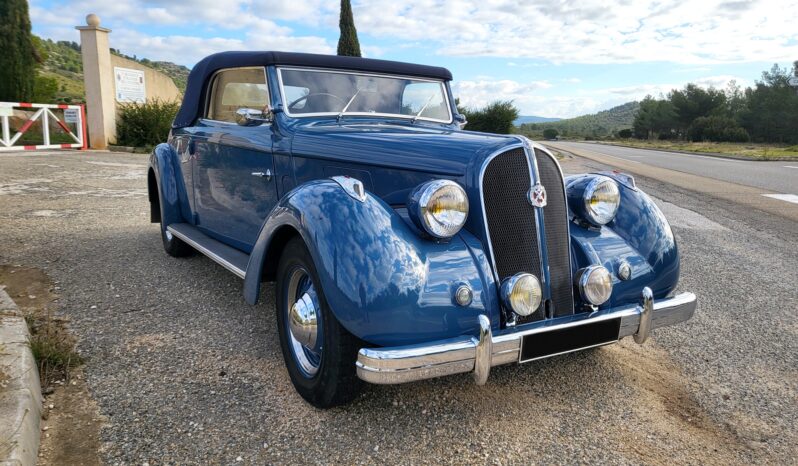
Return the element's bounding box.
[29,0,798,118]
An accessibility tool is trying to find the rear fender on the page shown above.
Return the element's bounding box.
[148,142,189,227]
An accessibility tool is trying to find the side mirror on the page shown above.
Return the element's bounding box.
[454,113,467,129]
[236,107,273,126]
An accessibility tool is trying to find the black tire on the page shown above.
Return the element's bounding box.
[160,222,193,257]
[275,237,363,408]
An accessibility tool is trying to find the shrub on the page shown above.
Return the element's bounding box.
[618,128,633,139]
[688,115,749,142]
[542,128,559,140]
[116,99,180,147]
[462,100,520,134]
[33,75,59,103]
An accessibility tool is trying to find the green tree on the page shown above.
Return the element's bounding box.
[633,96,676,139]
[461,100,519,134]
[740,64,798,143]
[542,128,559,140]
[0,0,38,101]
[668,84,726,137]
[337,0,362,57]
[617,128,633,138]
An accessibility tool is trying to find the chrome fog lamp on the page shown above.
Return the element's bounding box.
[500,273,542,316]
[584,176,620,226]
[577,265,613,305]
[408,179,469,239]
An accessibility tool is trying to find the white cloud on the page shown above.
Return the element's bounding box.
[453,75,750,118]
[353,0,798,64]
[30,0,334,65]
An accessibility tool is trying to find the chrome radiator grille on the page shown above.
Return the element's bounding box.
[535,148,575,317]
[481,145,573,324]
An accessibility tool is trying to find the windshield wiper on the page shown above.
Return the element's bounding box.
[411,92,437,123]
[337,89,362,121]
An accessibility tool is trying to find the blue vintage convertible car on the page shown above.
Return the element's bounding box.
[148,51,696,408]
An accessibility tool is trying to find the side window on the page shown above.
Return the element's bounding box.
[207,68,269,123]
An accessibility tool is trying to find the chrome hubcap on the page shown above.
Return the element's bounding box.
[285,267,322,377]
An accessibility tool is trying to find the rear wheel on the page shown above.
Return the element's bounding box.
[160,222,193,257]
[276,237,363,408]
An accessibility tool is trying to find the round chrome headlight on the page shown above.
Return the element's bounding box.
[584,176,620,226]
[577,265,613,305]
[500,273,542,316]
[408,180,469,239]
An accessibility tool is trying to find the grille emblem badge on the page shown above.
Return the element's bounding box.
[528,183,547,208]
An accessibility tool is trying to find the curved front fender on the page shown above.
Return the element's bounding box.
[245,180,497,347]
[567,174,680,308]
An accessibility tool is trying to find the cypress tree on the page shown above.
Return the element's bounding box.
[0,0,37,101]
[336,0,362,57]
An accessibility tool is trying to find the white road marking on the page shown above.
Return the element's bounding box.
[784,166,798,169]
[762,194,798,204]
[587,152,641,164]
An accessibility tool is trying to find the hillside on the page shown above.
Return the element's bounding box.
[33,36,189,103]
[517,101,639,139]
[514,115,562,125]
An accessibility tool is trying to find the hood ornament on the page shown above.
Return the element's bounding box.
[528,183,547,208]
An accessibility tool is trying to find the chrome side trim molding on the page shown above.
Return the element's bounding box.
[356,290,697,385]
[166,226,246,279]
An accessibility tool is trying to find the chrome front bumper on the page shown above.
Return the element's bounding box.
[356,288,696,385]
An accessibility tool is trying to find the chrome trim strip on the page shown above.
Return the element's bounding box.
[275,67,454,124]
[356,290,696,385]
[516,137,551,307]
[166,226,246,279]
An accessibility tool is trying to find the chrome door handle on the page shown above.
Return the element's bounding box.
[251,169,272,181]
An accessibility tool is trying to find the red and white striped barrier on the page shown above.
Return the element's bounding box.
[0,102,87,152]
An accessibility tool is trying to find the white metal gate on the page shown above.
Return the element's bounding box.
[0,102,87,152]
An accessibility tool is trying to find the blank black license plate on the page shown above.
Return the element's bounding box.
[519,318,621,363]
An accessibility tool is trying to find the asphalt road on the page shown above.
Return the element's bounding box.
[552,141,798,195]
[0,150,796,464]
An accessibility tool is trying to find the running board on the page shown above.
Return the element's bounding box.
[167,223,248,279]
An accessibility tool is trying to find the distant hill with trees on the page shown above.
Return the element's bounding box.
[517,101,639,139]
[514,115,562,125]
[30,36,190,104]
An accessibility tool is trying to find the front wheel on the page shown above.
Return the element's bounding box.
[275,237,363,408]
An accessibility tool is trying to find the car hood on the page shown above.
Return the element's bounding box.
[289,120,517,177]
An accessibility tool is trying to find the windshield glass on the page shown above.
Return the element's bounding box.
[278,68,452,123]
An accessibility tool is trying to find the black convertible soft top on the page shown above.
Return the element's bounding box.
[172,51,453,128]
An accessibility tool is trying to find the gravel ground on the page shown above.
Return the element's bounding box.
[0,150,795,465]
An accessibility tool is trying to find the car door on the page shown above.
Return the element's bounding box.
[191,67,278,252]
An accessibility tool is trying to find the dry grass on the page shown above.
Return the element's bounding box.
[1,265,82,388]
[605,140,798,160]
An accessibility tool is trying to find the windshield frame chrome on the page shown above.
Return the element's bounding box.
[276,66,454,124]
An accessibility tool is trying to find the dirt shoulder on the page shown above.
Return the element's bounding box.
[0,265,102,465]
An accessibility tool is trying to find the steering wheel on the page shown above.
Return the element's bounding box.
[288,93,347,111]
